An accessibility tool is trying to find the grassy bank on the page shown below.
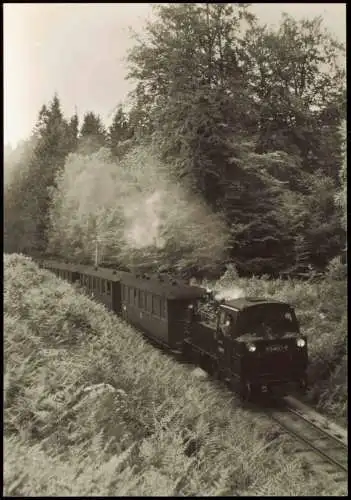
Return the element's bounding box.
[208,263,347,426]
[4,254,346,496]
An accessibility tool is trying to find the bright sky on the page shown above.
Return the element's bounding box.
[4,3,346,147]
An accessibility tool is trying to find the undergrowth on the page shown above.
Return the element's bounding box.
[4,254,347,496]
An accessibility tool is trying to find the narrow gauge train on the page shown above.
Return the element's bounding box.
[39,259,308,401]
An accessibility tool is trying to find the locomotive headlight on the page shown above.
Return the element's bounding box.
[296,338,306,348]
[247,343,256,352]
[188,304,194,310]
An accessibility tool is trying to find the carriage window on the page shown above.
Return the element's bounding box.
[134,288,138,306]
[146,293,153,313]
[139,290,145,309]
[152,295,161,316]
[129,286,134,304]
[160,297,166,318]
[106,281,111,296]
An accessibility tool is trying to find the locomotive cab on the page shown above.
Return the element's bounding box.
[214,298,308,399]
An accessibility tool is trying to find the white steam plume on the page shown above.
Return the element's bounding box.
[214,286,245,301]
[48,145,230,270]
[124,191,166,250]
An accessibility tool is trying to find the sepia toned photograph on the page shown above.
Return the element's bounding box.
[4,3,347,496]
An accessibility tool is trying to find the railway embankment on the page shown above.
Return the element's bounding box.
[4,254,346,496]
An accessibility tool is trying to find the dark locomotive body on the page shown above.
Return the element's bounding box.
[186,298,308,399]
[40,259,308,401]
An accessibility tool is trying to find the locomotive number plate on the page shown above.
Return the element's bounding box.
[266,344,288,352]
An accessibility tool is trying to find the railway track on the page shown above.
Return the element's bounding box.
[268,396,348,484]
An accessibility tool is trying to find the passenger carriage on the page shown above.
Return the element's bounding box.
[119,273,207,351]
[40,260,80,283]
[76,266,124,314]
[40,260,125,314]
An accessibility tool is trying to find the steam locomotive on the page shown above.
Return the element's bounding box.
[39,259,308,401]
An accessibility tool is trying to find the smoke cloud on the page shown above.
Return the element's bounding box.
[124,191,166,250]
[48,145,230,272]
[214,286,245,301]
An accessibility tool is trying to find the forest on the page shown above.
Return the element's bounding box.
[4,4,347,279]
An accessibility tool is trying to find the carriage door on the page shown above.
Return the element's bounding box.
[218,309,235,375]
[121,284,128,320]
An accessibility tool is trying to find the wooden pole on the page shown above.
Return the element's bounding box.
[95,238,98,267]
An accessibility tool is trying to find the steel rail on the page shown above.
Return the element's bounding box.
[269,407,348,476]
